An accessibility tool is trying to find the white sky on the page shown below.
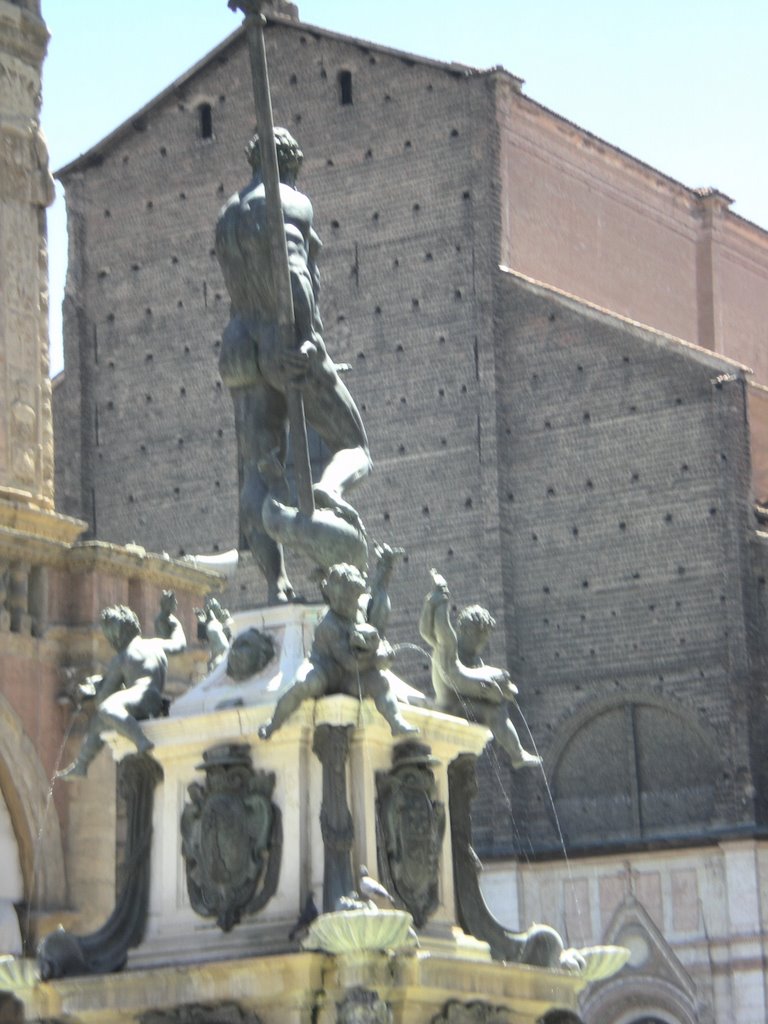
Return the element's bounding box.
[41,0,768,375]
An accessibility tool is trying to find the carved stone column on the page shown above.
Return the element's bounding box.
[313,724,355,913]
[0,1,55,510]
[8,560,30,634]
[0,559,9,631]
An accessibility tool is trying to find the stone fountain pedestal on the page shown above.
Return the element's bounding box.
[5,604,627,1024]
[129,655,496,967]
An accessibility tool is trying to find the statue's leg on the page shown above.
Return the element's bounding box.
[241,463,294,604]
[302,360,372,513]
[56,722,105,779]
[490,705,541,769]
[90,684,162,758]
[365,672,418,736]
[259,664,326,739]
[96,704,154,753]
[231,383,294,604]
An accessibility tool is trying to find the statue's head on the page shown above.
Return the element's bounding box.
[456,604,495,654]
[159,589,177,614]
[245,127,303,183]
[101,605,141,651]
[323,563,367,613]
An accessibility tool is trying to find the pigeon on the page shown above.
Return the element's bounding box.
[358,865,395,908]
[288,892,319,942]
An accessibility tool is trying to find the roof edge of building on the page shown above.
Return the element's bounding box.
[497,263,754,378]
[54,12,491,180]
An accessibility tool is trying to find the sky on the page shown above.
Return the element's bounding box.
[41,1,768,376]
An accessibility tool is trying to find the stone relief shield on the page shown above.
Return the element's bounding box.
[376,741,445,927]
[181,744,282,931]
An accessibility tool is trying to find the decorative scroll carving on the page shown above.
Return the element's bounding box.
[10,380,37,486]
[37,755,162,977]
[313,723,355,912]
[181,744,282,931]
[0,56,40,119]
[0,125,52,205]
[376,741,445,928]
[447,754,565,967]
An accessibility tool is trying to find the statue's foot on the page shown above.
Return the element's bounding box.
[56,761,87,781]
[258,722,274,740]
[268,576,296,605]
[512,750,542,769]
[391,719,419,737]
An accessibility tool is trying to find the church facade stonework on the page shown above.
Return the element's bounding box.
[0,0,53,509]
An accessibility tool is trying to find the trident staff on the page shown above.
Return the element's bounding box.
[228,0,315,517]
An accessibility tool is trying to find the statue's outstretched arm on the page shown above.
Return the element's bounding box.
[420,572,460,658]
[418,593,436,648]
[367,543,403,633]
[431,584,458,657]
[445,661,510,704]
[159,615,187,656]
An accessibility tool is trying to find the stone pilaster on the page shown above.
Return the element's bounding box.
[0,0,54,509]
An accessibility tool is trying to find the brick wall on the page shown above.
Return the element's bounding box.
[473,269,761,856]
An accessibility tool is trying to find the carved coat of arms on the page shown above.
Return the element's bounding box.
[376,741,445,927]
[181,744,281,931]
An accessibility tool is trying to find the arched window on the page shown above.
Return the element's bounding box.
[552,700,718,849]
[198,102,213,140]
[338,70,353,106]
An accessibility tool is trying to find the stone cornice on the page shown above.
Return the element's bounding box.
[63,541,224,592]
[0,503,222,594]
[0,498,84,549]
[0,949,587,1023]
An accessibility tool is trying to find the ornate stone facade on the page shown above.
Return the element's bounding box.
[0,0,53,508]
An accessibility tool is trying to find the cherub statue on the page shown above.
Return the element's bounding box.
[419,570,540,769]
[259,550,417,739]
[57,595,186,779]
